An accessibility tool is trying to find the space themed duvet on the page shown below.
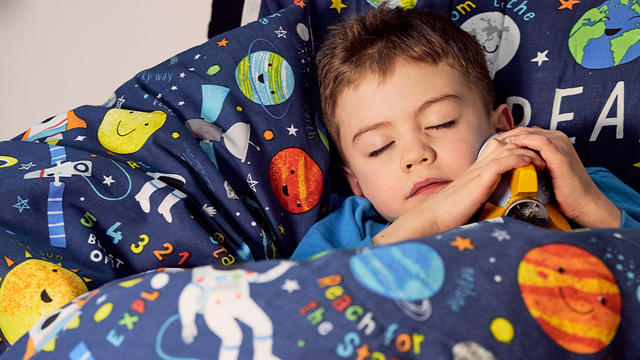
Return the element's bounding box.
[1,0,640,358]
[2,218,640,359]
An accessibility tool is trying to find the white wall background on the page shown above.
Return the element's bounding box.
[0,0,212,140]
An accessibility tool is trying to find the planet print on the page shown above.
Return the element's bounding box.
[269,148,323,213]
[349,242,445,300]
[569,0,640,68]
[518,244,621,354]
[235,50,294,106]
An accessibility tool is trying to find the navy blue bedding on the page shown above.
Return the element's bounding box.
[3,218,640,359]
[1,1,640,358]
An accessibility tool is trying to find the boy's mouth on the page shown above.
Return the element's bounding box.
[407,178,451,199]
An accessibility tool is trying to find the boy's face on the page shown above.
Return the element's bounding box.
[336,59,512,221]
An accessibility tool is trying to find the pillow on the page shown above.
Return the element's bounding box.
[259,0,640,193]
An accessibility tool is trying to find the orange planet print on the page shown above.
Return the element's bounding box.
[269,148,323,213]
[518,244,621,354]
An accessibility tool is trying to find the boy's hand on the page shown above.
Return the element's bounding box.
[497,127,621,228]
[373,137,545,245]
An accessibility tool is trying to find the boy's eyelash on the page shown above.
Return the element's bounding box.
[369,141,395,158]
[367,121,454,158]
[426,120,455,130]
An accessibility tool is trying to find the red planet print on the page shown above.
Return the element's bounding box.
[269,148,323,213]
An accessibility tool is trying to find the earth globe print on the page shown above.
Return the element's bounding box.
[569,0,640,69]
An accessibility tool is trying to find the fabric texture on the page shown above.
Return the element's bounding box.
[3,218,640,359]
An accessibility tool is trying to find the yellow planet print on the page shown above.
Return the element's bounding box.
[518,244,621,354]
[98,109,166,154]
[0,259,88,344]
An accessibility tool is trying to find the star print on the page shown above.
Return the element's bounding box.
[558,0,580,10]
[295,0,306,8]
[19,162,36,170]
[531,50,549,66]
[282,279,300,293]
[156,93,162,99]
[171,86,178,91]
[179,72,186,78]
[450,236,474,251]
[102,175,115,186]
[275,26,287,38]
[116,96,126,108]
[217,37,229,47]
[194,54,201,60]
[287,124,298,136]
[178,101,185,106]
[247,173,259,192]
[74,136,86,141]
[13,196,30,213]
[330,0,347,13]
[491,229,511,241]
[279,224,285,234]
[188,68,195,71]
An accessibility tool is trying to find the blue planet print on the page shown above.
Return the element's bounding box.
[235,50,294,105]
[569,0,640,69]
[349,243,445,301]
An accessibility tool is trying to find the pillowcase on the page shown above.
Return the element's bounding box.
[258,0,640,193]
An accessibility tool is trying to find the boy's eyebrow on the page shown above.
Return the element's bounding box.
[414,94,462,118]
[352,121,391,144]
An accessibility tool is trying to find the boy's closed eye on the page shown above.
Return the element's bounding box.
[367,120,457,158]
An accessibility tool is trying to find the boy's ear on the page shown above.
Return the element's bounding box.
[491,104,514,133]
[342,165,364,197]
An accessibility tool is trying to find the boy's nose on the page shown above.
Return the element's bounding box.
[402,145,435,171]
[406,157,428,170]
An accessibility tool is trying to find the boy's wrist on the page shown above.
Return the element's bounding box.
[574,194,621,228]
[372,209,441,245]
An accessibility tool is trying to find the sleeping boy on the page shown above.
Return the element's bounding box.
[291,5,640,260]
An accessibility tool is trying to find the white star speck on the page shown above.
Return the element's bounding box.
[282,279,300,293]
[531,50,549,67]
[491,229,511,241]
[275,26,287,38]
[102,175,115,186]
[247,173,259,192]
[287,124,298,136]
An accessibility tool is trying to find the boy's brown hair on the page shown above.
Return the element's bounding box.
[316,6,495,155]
